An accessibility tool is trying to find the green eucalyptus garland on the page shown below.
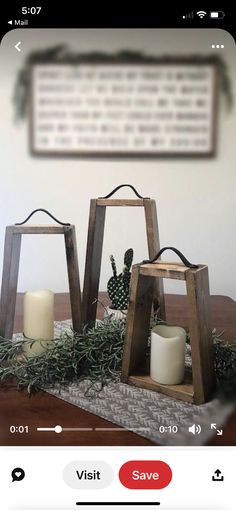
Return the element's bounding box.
[0,317,236,402]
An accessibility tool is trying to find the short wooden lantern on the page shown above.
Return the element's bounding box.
[121,247,215,405]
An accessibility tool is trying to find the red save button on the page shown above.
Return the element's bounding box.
[119,460,172,490]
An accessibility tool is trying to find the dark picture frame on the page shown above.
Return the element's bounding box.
[29,55,218,158]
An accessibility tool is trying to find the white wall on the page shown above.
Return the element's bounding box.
[0,28,235,299]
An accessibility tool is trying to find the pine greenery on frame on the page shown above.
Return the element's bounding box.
[0,318,236,402]
[13,47,233,121]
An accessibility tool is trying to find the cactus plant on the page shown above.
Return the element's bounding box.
[107,248,134,310]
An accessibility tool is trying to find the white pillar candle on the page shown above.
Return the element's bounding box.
[150,325,186,385]
[23,289,54,357]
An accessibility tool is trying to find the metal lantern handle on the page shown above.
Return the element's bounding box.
[143,246,199,269]
[99,184,150,199]
[15,208,71,226]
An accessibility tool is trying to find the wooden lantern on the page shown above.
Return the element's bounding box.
[82,184,165,326]
[121,247,215,405]
[0,209,82,339]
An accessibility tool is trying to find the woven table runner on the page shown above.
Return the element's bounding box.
[15,320,235,446]
[49,321,235,445]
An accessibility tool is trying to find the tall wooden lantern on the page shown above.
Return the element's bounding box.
[82,184,165,326]
[121,247,215,405]
[0,209,82,339]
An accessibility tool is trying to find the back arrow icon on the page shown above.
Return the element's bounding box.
[15,41,21,52]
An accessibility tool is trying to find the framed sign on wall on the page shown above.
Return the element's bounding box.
[30,56,218,157]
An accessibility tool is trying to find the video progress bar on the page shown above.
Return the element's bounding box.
[37,426,150,434]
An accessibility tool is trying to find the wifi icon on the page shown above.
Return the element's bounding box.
[197,10,207,18]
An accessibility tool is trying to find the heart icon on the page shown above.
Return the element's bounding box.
[11,467,25,482]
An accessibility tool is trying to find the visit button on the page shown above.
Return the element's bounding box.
[119,460,172,489]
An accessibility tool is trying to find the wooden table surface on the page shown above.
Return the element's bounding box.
[0,293,235,446]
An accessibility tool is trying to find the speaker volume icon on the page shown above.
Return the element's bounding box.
[188,424,202,435]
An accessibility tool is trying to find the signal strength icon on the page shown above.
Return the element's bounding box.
[197,10,207,18]
[183,12,194,19]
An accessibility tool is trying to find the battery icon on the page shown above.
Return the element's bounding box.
[210,11,225,19]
